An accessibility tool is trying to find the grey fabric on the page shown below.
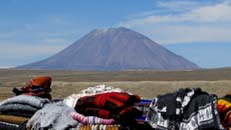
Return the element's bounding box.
[0,103,37,114]
[27,102,81,130]
[2,112,33,118]
[0,121,19,130]
[0,95,50,108]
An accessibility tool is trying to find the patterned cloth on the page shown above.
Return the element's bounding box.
[71,112,114,125]
[134,99,152,124]
[76,92,141,112]
[75,92,142,121]
[76,106,142,120]
[146,88,225,130]
[13,76,52,99]
[63,85,125,108]
[79,124,120,130]
[217,94,231,128]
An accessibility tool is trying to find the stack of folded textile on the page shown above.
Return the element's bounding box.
[0,95,50,130]
[27,102,81,130]
[75,92,142,121]
[64,85,143,129]
[12,76,52,99]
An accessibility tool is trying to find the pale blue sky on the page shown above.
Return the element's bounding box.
[0,0,231,68]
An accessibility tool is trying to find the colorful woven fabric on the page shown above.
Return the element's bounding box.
[79,124,120,130]
[76,106,142,120]
[13,76,52,99]
[63,85,128,108]
[217,94,231,128]
[71,112,115,125]
[76,92,141,112]
[134,99,152,124]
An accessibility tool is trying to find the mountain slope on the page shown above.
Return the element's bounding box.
[18,27,199,70]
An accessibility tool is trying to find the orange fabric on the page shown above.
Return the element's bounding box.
[217,99,231,113]
[217,98,231,128]
[30,76,52,89]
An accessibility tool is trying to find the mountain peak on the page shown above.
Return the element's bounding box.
[92,26,130,34]
[17,27,199,70]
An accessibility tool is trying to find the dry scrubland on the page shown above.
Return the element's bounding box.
[0,68,231,100]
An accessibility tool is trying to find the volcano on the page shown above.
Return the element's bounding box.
[18,27,199,70]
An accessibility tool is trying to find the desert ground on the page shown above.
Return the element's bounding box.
[0,68,231,100]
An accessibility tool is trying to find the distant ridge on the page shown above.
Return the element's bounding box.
[17,27,199,70]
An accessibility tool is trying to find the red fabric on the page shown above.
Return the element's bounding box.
[30,76,52,89]
[76,106,142,120]
[76,92,141,112]
[22,76,52,90]
[13,76,52,99]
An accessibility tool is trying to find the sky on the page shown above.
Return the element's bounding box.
[0,0,231,68]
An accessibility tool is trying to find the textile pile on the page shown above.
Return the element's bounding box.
[146,88,225,130]
[1,76,231,130]
[0,95,50,129]
[13,76,52,99]
[64,85,144,129]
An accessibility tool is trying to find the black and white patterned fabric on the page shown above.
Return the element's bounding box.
[146,88,226,130]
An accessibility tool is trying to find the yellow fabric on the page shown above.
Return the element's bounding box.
[217,99,231,112]
[0,114,29,125]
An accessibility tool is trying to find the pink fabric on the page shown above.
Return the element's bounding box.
[71,112,114,125]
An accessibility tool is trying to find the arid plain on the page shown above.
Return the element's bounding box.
[0,68,231,100]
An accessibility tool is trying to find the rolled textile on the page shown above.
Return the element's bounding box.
[27,102,81,130]
[0,114,29,125]
[71,112,114,125]
[0,95,50,109]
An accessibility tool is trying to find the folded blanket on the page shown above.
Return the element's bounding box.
[0,104,37,114]
[0,95,50,109]
[0,114,29,125]
[27,102,81,130]
[76,92,141,112]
